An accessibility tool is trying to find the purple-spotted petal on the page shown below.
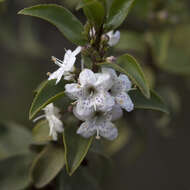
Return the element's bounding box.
[98,121,118,140]
[77,121,96,138]
[74,98,94,119]
[93,92,115,112]
[116,92,134,112]
[65,83,83,100]
[118,74,132,92]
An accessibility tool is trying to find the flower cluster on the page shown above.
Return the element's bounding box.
[36,30,134,141]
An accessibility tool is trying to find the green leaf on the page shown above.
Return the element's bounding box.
[0,154,34,190]
[129,89,169,114]
[58,167,101,190]
[98,54,150,98]
[0,122,32,160]
[18,4,86,45]
[29,79,66,120]
[104,0,135,31]
[82,0,105,27]
[30,144,64,188]
[63,117,93,175]
[32,120,52,144]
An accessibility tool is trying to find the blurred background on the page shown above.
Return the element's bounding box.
[0,0,190,189]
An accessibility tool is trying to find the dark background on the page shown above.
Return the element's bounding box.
[0,0,190,189]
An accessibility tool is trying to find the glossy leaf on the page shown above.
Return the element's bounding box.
[104,0,135,31]
[30,144,64,188]
[63,117,93,175]
[0,154,34,190]
[129,89,169,114]
[0,122,32,160]
[32,120,52,144]
[82,0,105,27]
[29,79,66,120]
[99,54,150,98]
[18,4,86,45]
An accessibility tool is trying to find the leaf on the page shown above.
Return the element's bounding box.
[0,154,34,190]
[30,144,64,188]
[0,122,32,160]
[58,167,101,190]
[63,117,93,175]
[129,89,169,114]
[18,4,86,45]
[86,152,112,184]
[29,79,66,120]
[32,120,52,144]
[104,0,135,31]
[98,54,150,98]
[81,0,105,27]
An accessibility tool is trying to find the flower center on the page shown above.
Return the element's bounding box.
[94,111,104,118]
[87,86,96,96]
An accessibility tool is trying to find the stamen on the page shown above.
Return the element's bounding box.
[51,56,57,62]
[96,128,100,140]
[93,102,97,111]
[33,114,46,123]
[51,56,63,67]
[71,100,78,105]
[81,59,84,71]
[47,72,51,76]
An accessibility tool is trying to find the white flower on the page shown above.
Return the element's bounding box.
[48,46,82,84]
[65,69,115,119]
[77,106,122,140]
[106,30,120,46]
[102,67,134,112]
[33,103,64,141]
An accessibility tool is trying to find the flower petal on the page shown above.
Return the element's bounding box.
[48,67,65,84]
[95,73,113,91]
[77,121,96,138]
[99,121,118,140]
[79,69,96,86]
[65,83,83,100]
[64,53,76,72]
[108,105,123,121]
[101,67,117,80]
[107,30,120,46]
[72,46,82,56]
[93,92,115,112]
[51,115,64,133]
[118,74,132,91]
[74,98,94,120]
[116,92,134,112]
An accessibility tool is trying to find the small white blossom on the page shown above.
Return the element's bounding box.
[102,67,134,112]
[76,106,121,140]
[106,30,120,46]
[65,69,115,120]
[33,103,64,141]
[48,46,82,84]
